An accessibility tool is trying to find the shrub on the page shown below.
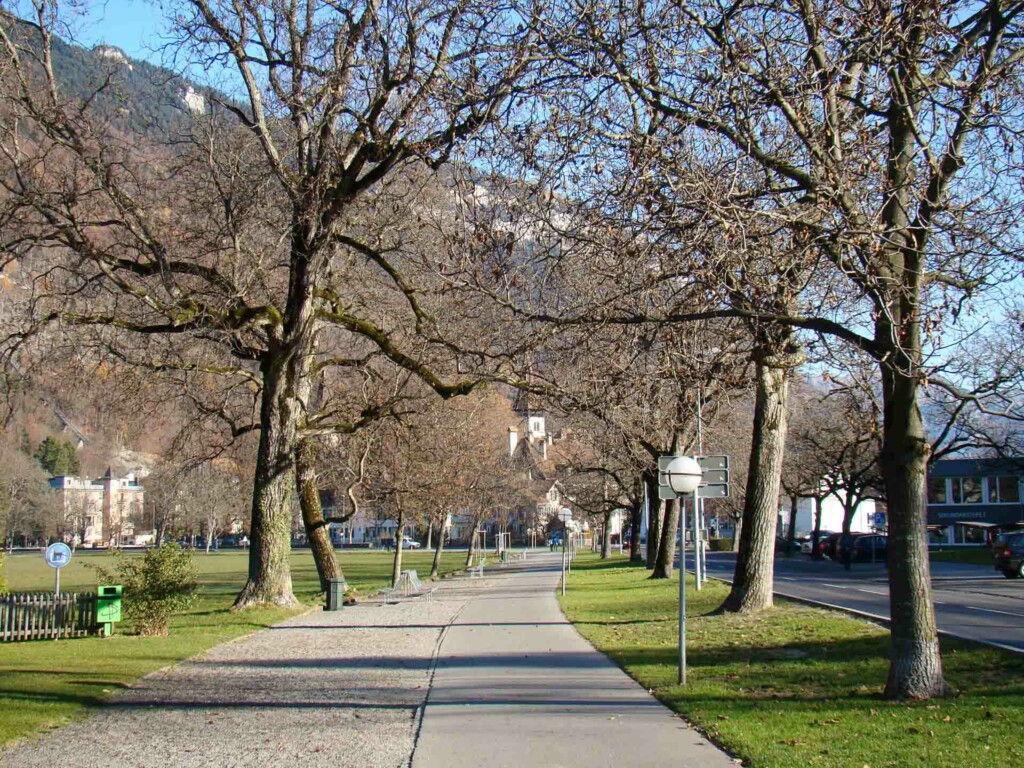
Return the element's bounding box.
[89,544,198,636]
[707,538,735,552]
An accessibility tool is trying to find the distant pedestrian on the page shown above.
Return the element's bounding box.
[840,533,854,571]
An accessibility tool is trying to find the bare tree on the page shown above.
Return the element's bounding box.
[0,1,542,607]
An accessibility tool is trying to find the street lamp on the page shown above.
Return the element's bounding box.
[664,455,702,685]
[664,456,702,495]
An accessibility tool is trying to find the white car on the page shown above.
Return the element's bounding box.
[402,536,421,549]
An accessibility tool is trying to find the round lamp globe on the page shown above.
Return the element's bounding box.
[666,456,703,495]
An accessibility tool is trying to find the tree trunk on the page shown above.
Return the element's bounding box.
[426,520,433,550]
[601,508,613,558]
[430,513,446,579]
[881,359,950,698]
[234,355,301,609]
[630,495,644,564]
[465,513,482,568]
[811,496,824,560]
[295,436,341,593]
[647,493,663,570]
[651,498,680,579]
[392,506,405,587]
[785,493,798,557]
[719,359,791,613]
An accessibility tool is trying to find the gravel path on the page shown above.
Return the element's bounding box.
[0,576,493,768]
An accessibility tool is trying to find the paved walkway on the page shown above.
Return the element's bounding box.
[413,553,734,768]
[1,554,734,767]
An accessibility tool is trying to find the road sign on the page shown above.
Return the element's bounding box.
[701,468,729,484]
[557,508,573,522]
[44,543,72,597]
[697,455,729,470]
[872,512,887,527]
[44,543,72,569]
[697,483,730,499]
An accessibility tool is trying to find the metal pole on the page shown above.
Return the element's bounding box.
[678,492,689,685]
[693,492,702,591]
[699,497,708,585]
[642,480,649,561]
[54,567,60,597]
[561,534,567,596]
[697,385,704,456]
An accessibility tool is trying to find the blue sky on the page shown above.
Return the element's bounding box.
[65,1,166,63]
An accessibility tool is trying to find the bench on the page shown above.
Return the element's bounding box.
[469,557,486,578]
[393,569,437,600]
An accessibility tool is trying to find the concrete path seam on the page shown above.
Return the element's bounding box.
[406,581,477,768]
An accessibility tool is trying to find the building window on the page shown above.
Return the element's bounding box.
[987,476,1020,504]
[927,527,949,545]
[951,477,982,504]
[955,525,986,545]
[927,477,947,504]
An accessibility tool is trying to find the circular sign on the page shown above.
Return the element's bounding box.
[557,507,573,522]
[44,542,72,569]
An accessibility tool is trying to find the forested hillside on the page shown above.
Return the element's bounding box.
[2,10,208,136]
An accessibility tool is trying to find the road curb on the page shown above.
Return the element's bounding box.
[706,575,1024,656]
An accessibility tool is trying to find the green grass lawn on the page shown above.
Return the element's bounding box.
[929,547,994,566]
[0,547,465,747]
[560,552,1022,768]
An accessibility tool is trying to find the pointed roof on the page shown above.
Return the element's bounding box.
[512,388,543,417]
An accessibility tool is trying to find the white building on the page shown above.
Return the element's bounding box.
[782,491,878,536]
[49,470,145,547]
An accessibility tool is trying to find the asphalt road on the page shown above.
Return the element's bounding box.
[693,551,1024,653]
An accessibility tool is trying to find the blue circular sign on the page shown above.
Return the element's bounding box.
[44,542,72,569]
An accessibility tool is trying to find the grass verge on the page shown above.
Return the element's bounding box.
[929,547,994,566]
[559,552,1023,768]
[0,548,464,747]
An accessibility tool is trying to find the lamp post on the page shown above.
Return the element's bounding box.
[558,507,573,595]
[664,455,703,685]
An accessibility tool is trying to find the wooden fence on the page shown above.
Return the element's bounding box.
[0,592,97,642]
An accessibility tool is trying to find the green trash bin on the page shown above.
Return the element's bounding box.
[96,585,123,636]
[326,578,347,611]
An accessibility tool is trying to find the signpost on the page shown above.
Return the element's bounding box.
[557,507,572,596]
[657,454,730,684]
[44,542,72,596]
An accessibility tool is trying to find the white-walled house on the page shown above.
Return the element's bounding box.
[782,491,879,536]
[49,469,145,547]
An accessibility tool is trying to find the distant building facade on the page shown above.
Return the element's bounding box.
[49,470,144,547]
[926,458,1024,545]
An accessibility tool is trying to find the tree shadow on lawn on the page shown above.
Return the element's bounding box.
[568,557,649,574]
[593,634,1024,703]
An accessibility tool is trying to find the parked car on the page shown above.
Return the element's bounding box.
[402,536,421,550]
[821,532,844,560]
[775,535,809,554]
[848,534,888,563]
[801,532,835,555]
[994,532,1024,579]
